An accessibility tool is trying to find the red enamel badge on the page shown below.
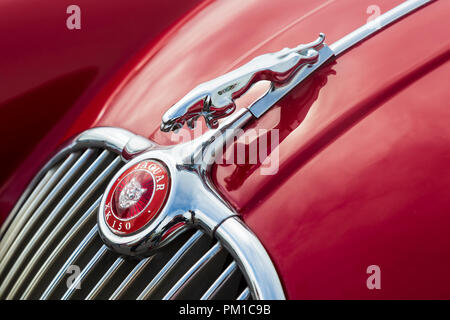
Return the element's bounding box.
[104,160,170,235]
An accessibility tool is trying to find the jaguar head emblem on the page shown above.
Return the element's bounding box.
[118,177,147,209]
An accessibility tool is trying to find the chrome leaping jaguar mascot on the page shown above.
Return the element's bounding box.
[161,34,325,132]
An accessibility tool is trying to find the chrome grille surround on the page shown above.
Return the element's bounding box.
[0,127,285,300]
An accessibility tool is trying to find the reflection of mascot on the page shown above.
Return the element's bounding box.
[161,34,326,132]
[223,61,336,191]
[119,177,147,209]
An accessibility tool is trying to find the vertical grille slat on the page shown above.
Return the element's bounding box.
[0,153,79,265]
[136,230,203,300]
[20,196,101,299]
[200,261,238,300]
[162,242,223,300]
[109,257,153,300]
[0,166,56,246]
[237,287,250,300]
[5,152,120,299]
[0,149,95,296]
[0,142,266,300]
[85,257,125,300]
[40,225,99,300]
[61,245,109,300]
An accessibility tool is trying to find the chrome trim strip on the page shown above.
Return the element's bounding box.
[200,261,237,300]
[61,245,109,300]
[0,149,99,296]
[2,124,286,300]
[0,127,152,241]
[0,154,77,259]
[248,45,334,118]
[137,230,203,300]
[0,168,55,244]
[85,257,125,300]
[0,149,93,286]
[8,154,121,299]
[330,0,431,56]
[236,287,250,300]
[162,242,222,300]
[161,34,328,130]
[21,197,101,299]
[109,257,153,300]
[40,225,99,300]
[159,1,431,127]
[214,217,285,300]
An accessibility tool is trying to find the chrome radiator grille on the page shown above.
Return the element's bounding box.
[0,147,251,300]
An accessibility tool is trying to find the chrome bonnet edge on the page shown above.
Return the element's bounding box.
[214,217,285,300]
[0,126,285,300]
[0,127,153,241]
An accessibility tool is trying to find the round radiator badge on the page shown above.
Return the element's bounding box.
[104,160,170,235]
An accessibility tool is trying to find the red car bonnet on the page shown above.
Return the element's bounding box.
[1,0,449,299]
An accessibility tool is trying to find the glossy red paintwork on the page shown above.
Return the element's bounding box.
[1,0,449,299]
[0,0,203,220]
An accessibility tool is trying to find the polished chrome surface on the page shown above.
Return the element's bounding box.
[159,0,430,131]
[0,127,281,299]
[0,127,153,242]
[21,197,101,299]
[39,225,100,299]
[61,245,109,300]
[108,256,153,300]
[329,0,431,55]
[200,261,238,300]
[0,156,72,259]
[161,34,328,131]
[2,150,117,298]
[215,217,286,300]
[0,150,94,287]
[7,155,121,299]
[162,242,222,300]
[237,287,250,300]
[136,230,203,300]
[97,110,252,256]
[84,257,125,300]
[248,44,333,118]
[14,155,120,299]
